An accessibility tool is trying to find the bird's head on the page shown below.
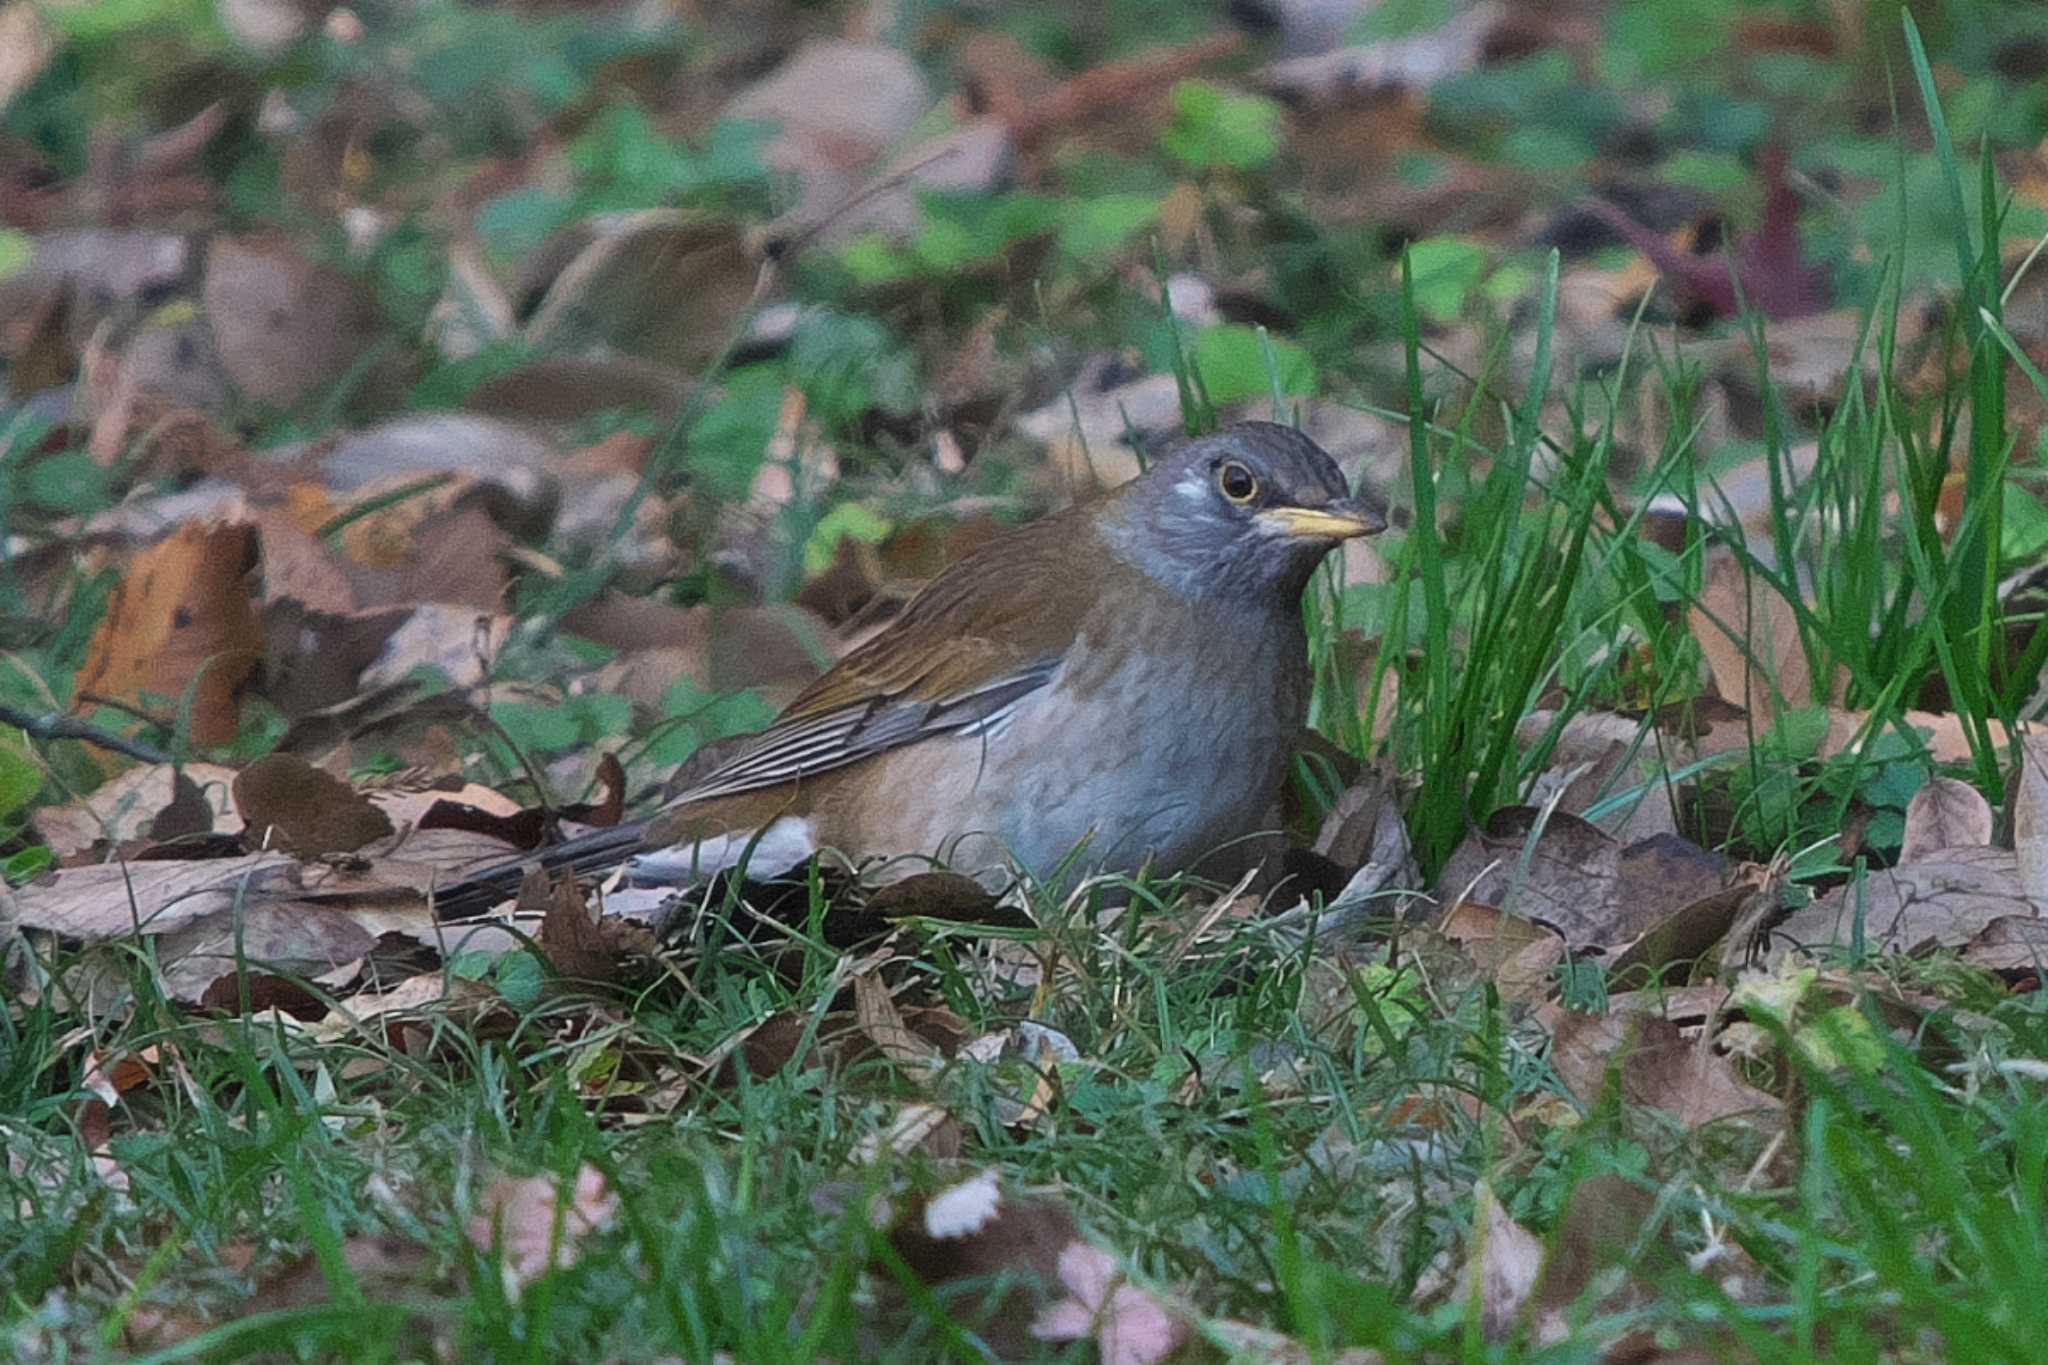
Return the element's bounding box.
[1102,421,1388,602]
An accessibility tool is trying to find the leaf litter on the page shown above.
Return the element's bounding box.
[6,0,2048,1358]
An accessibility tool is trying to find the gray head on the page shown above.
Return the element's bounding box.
[1100,422,1388,602]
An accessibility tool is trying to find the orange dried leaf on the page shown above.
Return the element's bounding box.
[74,520,262,747]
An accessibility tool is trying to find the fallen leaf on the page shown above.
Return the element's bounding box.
[466,1165,619,1298]
[2016,733,2048,902]
[249,1235,436,1313]
[879,1169,1080,1360]
[1464,1180,1545,1343]
[725,41,929,225]
[202,234,386,409]
[865,871,1031,928]
[1605,877,1766,988]
[1436,809,1725,956]
[1030,1241,1192,1365]
[232,753,394,856]
[1590,145,1831,321]
[1688,549,1814,727]
[1435,809,1622,947]
[853,971,946,1079]
[1438,899,1565,1001]
[524,212,761,374]
[1962,915,2048,974]
[34,761,243,860]
[1770,846,2039,960]
[1549,1006,1780,1129]
[1900,775,1994,864]
[852,1102,965,1164]
[530,869,658,985]
[7,852,298,940]
[73,521,263,747]
[153,903,374,1003]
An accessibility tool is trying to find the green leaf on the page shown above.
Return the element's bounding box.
[24,452,116,517]
[494,951,546,1009]
[1163,81,1283,172]
[0,230,32,283]
[1191,325,1315,406]
[908,191,1060,274]
[0,730,40,822]
[1796,1004,1886,1074]
[489,695,633,756]
[837,235,916,286]
[474,189,577,261]
[5,846,53,883]
[647,680,778,767]
[803,502,892,576]
[2002,483,2048,563]
[1403,237,1489,323]
[1056,193,1163,261]
[686,364,787,500]
[790,312,919,423]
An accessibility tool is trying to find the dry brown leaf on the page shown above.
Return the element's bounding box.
[74,520,262,747]
[1549,1007,1780,1129]
[202,235,385,409]
[865,871,1030,928]
[7,852,298,940]
[529,869,658,985]
[1436,811,1723,956]
[879,1169,1081,1361]
[1770,846,2039,960]
[706,1010,818,1087]
[1962,915,2048,974]
[524,212,761,374]
[852,1102,965,1164]
[852,971,944,1079]
[250,507,359,614]
[152,903,374,1003]
[1438,899,1565,1001]
[2016,732,2048,903]
[726,41,929,223]
[1605,877,1764,988]
[248,1235,436,1314]
[1030,1241,1192,1365]
[1900,775,1994,864]
[306,970,505,1044]
[232,753,394,856]
[1688,551,1815,727]
[1434,809,1622,947]
[1519,709,1678,845]
[466,1165,619,1299]
[34,761,243,859]
[1464,1181,1545,1343]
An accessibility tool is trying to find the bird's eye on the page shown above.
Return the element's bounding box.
[1216,460,1259,503]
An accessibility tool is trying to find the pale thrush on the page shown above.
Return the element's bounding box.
[439,421,1385,917]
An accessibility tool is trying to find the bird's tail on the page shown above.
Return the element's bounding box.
[433,821,650,922]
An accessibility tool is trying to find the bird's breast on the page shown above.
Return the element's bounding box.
[838,606,1309,882]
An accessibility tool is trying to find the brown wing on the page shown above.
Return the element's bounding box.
[666,509,1100,805]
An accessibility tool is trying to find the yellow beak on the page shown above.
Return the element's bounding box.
[1258,499,1387,541]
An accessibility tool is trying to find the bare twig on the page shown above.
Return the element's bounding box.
[0,703,173,765]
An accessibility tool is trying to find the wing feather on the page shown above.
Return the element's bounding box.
[650,506,1113,807]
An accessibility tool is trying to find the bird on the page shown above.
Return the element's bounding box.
[436,421,1386,920]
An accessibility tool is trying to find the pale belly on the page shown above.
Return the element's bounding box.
[838,616,1308,882]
